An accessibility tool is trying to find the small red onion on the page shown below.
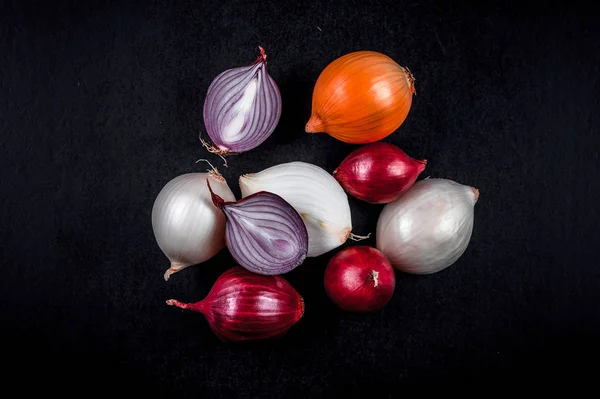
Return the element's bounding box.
[167,267,304,341]
[203,47,282,154]
[333,142,426,204]
[207,180,308,275]
[324,246,396,312]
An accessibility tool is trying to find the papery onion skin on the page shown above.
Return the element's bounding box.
[333,142,426,204]
[152,173,235,281]
[306,51,416,144]
[167,267,304,342]
[238,161,352,257]
[203,46,282,154]
[207,181,308,275]
[324,246,396,312]
[376,179,479,274]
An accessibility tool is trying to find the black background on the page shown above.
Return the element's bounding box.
[2,0,600,396]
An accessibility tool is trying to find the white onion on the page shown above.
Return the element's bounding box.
[239,161,352,257]
[376,178,479,274]
[152,172,235,280]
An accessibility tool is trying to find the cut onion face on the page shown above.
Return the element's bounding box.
[207,180,308,275]
[203,47,282,154]
[239,161,353,257]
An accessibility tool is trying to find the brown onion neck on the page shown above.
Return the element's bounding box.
[254,46,267,64]
[403,66,417,95]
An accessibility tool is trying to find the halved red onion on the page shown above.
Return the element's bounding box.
[207,180,308,275]
[203,47,282,154]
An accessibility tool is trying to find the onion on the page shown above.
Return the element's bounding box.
[207,180,308,275]
[203,46,282,154]
[333,142,426,204]
[151,172,235,281]
[167,267,304,341]
[376,179,479,274]
[324,246,396,312]
[239,161,353,257]
[306,51,415,144]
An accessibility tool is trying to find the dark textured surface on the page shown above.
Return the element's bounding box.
[2,0,600,396]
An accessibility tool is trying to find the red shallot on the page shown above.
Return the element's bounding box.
[333,142,426,204]
[167,267,304,341]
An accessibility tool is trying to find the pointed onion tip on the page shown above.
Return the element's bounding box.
[238,174,252,193]
[471,187,480,203]
[255,46,267,64]
[164,262,188,281]
[166,299,205,313]
[305,116,324,133]
[166,299,188,309]
[418,159,427,172]
[298,297,305,320]
[403,66,417,95]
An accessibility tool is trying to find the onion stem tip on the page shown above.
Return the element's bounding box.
[166,299,190,310]
[257,46,267,62]
[305,116,324,133]
[472,187,480,202]
[349,232,371,241]
[369,270,380,288]
[163,268,176,281]
[298,297,305,320]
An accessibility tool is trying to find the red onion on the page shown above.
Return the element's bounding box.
[333,142,426,204]
[203,47,282,154]
[167,267,304,341]
[324,246,396,312]
[207,180,308,275]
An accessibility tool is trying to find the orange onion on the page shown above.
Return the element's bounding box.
[306,51,416,144]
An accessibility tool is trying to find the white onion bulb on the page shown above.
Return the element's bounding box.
[376,178,479,274]
[152,173,235,280]
[239,161,352,257]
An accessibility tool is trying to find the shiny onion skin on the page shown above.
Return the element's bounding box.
[151,172,235,281]
[166,267,304,341]
[203,47,282,154]
[239,161,353,257]
[306,51,415,144]
[333,142,426,204]
[324,246,395,312]
[207,180,308,275]
[377,179,479,274]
